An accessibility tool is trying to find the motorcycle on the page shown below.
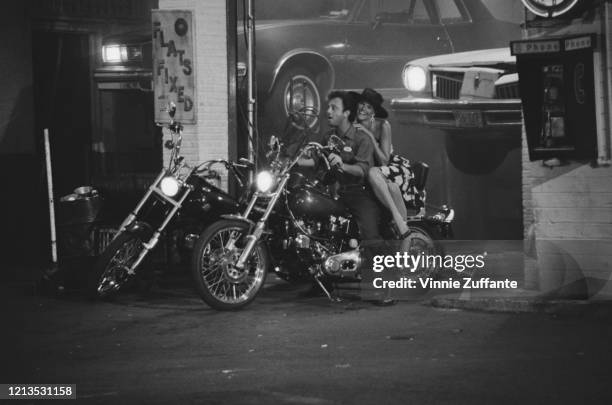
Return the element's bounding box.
[191,114,455,310]
[88,103,253,299]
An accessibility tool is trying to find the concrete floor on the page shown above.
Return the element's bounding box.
[1,277,611,405]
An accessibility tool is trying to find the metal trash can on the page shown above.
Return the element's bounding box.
[57,186,101,258]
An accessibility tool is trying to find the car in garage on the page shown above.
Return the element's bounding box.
[390,46,522,175]
[390,47,521,133]
[248,0,521,132]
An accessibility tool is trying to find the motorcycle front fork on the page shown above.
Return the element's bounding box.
[115,170,167,238]
[234,174,290,269]
[114,169,193,275]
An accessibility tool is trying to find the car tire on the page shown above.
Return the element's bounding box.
[264,67,327,137]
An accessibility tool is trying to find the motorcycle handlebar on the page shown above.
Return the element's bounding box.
[195,159,255,172]
[299,142,339,171]
[195,159,254,186]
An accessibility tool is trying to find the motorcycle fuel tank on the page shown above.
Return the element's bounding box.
[184,176,241,215]
[287,186,347,219]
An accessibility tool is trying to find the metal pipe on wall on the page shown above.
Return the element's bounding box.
[247,0,256,169]
[602,0,612,165]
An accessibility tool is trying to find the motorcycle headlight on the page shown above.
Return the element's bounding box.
[256,171,275,193]
[160,176,180,197]
[402,65,427,92]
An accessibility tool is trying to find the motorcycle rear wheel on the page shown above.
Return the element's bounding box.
[87,231,146,300]
[404,225,445,279]
[191,219,269,311]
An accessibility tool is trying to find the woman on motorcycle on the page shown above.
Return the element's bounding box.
[352,88,422,240]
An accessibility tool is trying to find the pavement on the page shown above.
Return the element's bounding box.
[8,254,612,317]
[2,264,612,404]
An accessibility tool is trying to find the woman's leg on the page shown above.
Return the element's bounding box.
[368,167,409,236]
[387,182,407,222]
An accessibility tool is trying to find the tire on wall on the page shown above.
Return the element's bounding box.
[264,66,328,139]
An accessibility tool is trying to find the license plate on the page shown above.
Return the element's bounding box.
[454,110,483,128]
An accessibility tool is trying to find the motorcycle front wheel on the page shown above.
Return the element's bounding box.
[191,219,269,310]
[87,231,146,300]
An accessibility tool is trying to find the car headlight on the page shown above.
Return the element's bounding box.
[160,176,180,197]
[403,65,427,92]
[256,171,275,193]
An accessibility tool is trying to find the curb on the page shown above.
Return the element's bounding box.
[427,290,612,316]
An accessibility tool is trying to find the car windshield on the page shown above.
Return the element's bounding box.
[239,0,357,20]
[480,0,524,24]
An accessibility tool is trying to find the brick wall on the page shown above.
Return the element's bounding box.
[522,6,612,299]
[158,0,229,184]
[523,156,612,297]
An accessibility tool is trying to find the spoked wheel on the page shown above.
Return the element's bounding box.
[88,232,145,299]
[281,70,321,130]
[402,226,444,279]
[265,67,327,135]
[191,220,269,310]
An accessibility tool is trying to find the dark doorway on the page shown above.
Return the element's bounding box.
[96,88,160,177]
[32,31,92,196]
[29,30,92,265]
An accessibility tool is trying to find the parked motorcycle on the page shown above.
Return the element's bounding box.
[191,116,455,310]
[88,104,253,299]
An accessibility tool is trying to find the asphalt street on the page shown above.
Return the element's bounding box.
[1,277,611,405]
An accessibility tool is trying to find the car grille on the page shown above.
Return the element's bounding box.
[495,82,520,99]
[432,71,464,99]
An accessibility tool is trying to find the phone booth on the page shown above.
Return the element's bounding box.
[511,34,598,161]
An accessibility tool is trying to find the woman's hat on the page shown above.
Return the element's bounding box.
[357,88,388,119]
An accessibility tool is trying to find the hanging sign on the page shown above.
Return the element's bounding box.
[152,10,196,123]
[511,35,594,56]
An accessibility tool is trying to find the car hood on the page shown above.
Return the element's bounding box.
[409,48,515,69]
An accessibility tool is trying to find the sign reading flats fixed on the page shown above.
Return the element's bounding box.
[152,10,196,123]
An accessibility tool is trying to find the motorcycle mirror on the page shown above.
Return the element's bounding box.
[164,140,175,150]
[168,102,176,118]
[238,157,255,169]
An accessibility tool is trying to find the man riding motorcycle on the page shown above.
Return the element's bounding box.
[299,90,394,304]
[190,91,453,310]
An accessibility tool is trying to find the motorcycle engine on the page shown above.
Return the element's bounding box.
[286,215,356,270]
[292,215,350,243]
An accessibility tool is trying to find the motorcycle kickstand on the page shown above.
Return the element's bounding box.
[314,276,342,303]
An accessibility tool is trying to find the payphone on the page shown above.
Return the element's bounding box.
[540,64,566,149]
[511,34,598,161]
